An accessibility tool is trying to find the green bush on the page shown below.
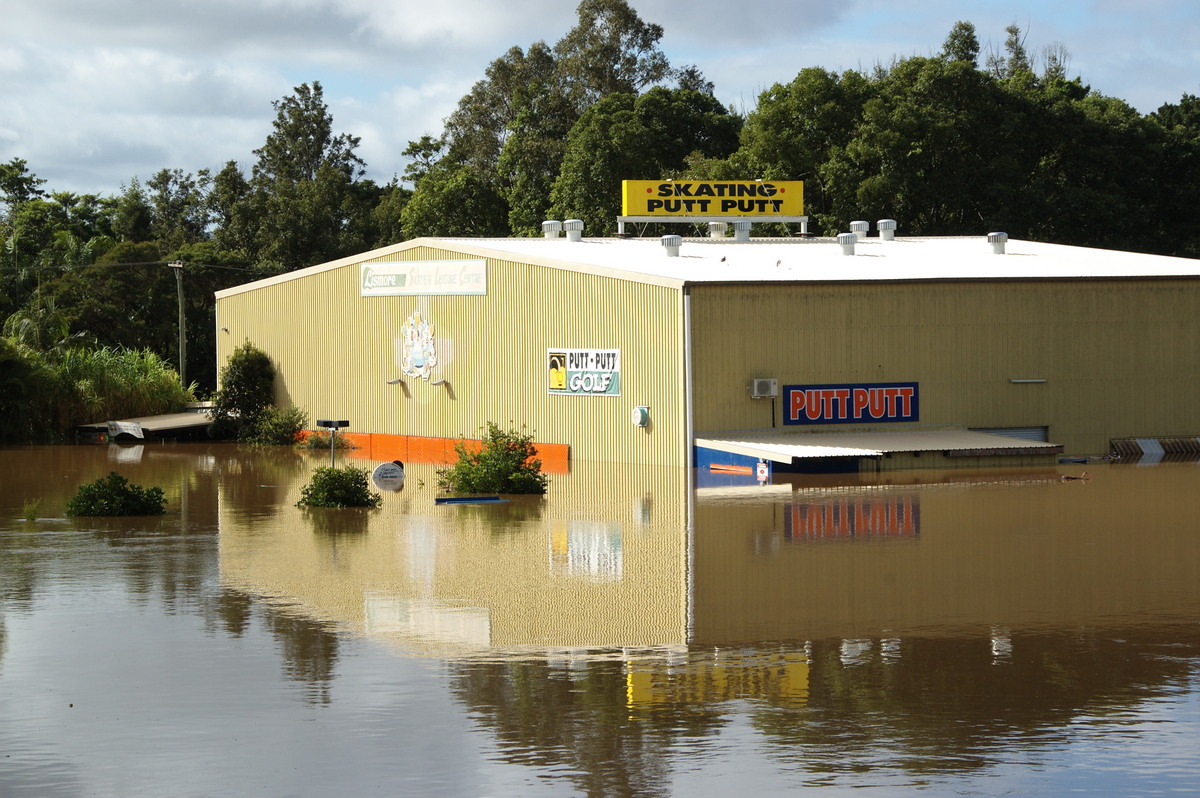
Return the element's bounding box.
[245,405,309,446]
[209,342,275,441]
[437,422,548,495]
[297,466,382,508]
[66,472,167,516]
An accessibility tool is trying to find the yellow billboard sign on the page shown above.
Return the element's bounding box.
[621,180,803,217]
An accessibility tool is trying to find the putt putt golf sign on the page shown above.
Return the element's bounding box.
[784,382,919,425]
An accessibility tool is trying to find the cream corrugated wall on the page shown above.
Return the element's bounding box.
[689,279,1200,454]
[216,245,687,467]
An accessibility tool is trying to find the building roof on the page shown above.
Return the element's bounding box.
[696,429,1062,463]
[216,234,1200,299]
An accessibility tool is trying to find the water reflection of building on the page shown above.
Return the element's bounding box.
[219,460,691,658]
[211,451,1200,784]
[220,460,1200,656]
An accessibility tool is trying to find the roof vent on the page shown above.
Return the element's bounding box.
[542,220,562,239]
[731,220,752,242]
[850,220,869,240]
[837,232,857,256]
[661,234,682,257]
[878,219,897,241]
[708,221,728,238]
[988,231,1008,255]
[564,219,585,242]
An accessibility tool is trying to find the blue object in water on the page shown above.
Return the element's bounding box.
[435,496,506,505]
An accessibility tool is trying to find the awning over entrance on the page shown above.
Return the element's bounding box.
[695,429,1062,464]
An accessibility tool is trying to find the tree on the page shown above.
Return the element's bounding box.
[111,178,154,242]
[401,135,445,187]
[368,179,411,247]
[0,158,47,216]
[553,0,671,108]
[549,87,741,234]
[44,242,172,355]
[209,341,276,441]
[209,160,256,259]
[675,64,715,95]
[819,57,1020,235]
[400,162,509,238]
[1152,94,1200,256]
[0,336,57,443]
[240,82,373,271]
[431,1,677,236]
[252,82,363,186]
[941,21,980,66]
[298,466,381,508]
[986,23,1032,79]
[717,67,872,232]
[437,423,548,494]
[146,168,211,252]
[66,472,166,516]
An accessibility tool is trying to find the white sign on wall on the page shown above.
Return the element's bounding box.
[361,260,487,296]
[548,349,621,396]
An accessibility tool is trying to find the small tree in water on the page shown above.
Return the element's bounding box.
[298,466,381,508]
[209,342,305,443]
[437,423,548,494]
[66,472,166,516]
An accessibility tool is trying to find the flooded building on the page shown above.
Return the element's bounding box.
[214,224,1200,473]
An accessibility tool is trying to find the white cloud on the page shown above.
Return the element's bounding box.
[3,0,1200,197]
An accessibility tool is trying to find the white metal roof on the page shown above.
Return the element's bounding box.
[78,412,213,437]
[696,429,1062,463]
[215,234,1200,299]
[423,235,1200,287]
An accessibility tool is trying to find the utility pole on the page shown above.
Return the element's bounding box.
[168,261,186,386]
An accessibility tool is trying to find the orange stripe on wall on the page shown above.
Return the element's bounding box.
[336,432,570,474]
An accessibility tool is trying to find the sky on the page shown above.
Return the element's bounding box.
[2,0,1199,199]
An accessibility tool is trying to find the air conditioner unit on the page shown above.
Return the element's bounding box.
[749,378,779,399]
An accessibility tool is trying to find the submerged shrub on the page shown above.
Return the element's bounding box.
[296,429,353,450]
[297,466,381,508]
[437,422,548,495]
[245,405,309,446]
[66,472,167,516]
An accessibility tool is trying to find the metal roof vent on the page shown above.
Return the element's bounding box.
[707,221,728,238]
[988,231,1008,254]
[837,232,857,256]
[661,234,682,257]
[541,220,563,239]
[878,219,897,241]
[731,220,752,241]
[564,219,585,242]
[850,220,869,240]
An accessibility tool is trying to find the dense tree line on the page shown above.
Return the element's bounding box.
[3,1,1200,438]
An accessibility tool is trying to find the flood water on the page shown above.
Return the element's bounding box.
[1,443,1198,797]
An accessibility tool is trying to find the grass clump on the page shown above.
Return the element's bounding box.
[437,422,548,495]
[66,472,166,516]
[297,466,381,508]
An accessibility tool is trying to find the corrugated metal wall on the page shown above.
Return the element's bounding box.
[689,279,1200,455]
[216,245,687,467]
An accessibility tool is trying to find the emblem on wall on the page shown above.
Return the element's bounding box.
[401,310,437,380]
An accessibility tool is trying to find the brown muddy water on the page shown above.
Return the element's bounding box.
[1,443,1198,797]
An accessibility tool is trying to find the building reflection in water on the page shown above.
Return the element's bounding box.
[216,455,1200,783]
